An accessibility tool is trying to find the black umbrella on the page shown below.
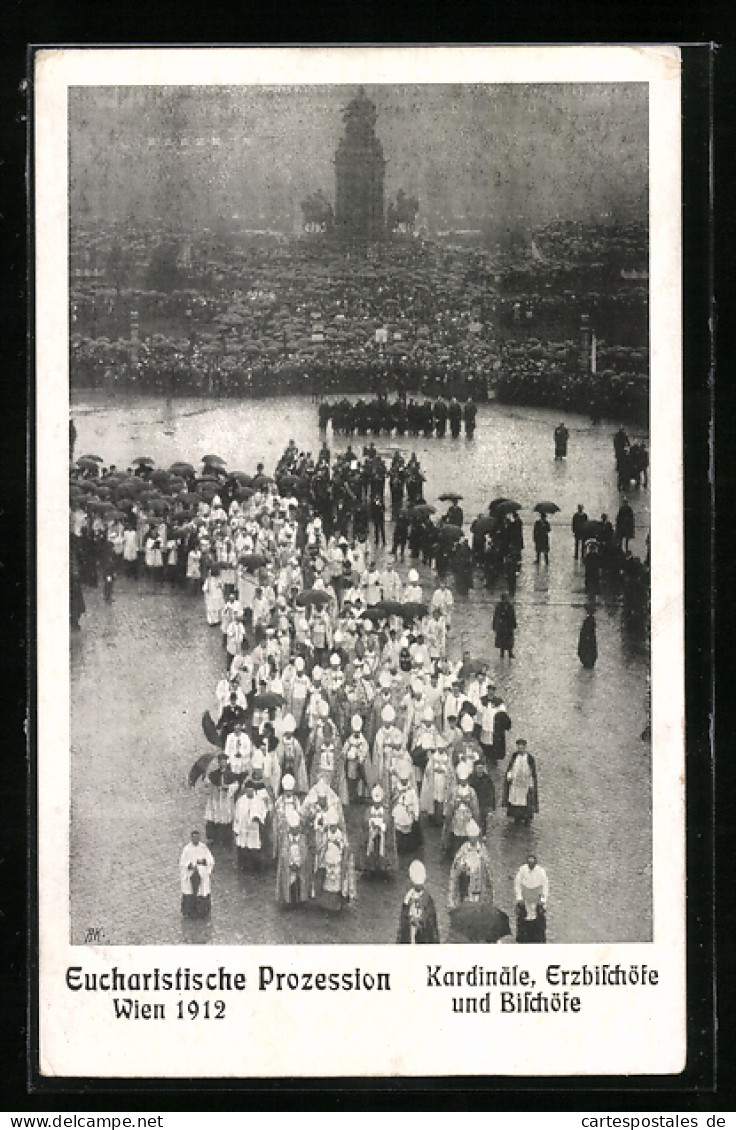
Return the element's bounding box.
[201,710,224,749]
[76,457,101,472]
[239,553,268,569]
[251,691,285,710]
[449,903,512,943]
[131,456,155,467]
[401,601,429,621]
[234,486,254,502]
[202,454,227,467]
[150,469,172,489]
[534,501,560,515]
[373,599,405,617]
[295,588,334,608]
[582,520,605,540]
[438,523,464,543]
[472,516,496,537]
[409,503,436,518]
[438,492,464,502]
[495,500,523,515]
[251,474,274,489]
[229,471,253,485]
[169,461,195,477]
[360,607,388,623]
[488,496,515,513]
[189,752,217,788]
[79,453,103,462]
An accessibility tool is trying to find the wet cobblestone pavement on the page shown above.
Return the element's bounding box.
[70,394,651,944]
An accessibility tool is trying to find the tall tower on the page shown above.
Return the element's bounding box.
[334,88,385,241]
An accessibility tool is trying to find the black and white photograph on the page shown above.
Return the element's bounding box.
[36,46,684,1077]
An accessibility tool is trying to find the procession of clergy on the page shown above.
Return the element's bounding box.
[177,444,548,944]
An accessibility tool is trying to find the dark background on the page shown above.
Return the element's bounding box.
[0,5,728,1111]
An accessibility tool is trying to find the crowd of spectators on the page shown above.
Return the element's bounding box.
[70,219,648,422]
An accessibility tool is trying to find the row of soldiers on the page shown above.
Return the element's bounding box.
[320,395,477,439]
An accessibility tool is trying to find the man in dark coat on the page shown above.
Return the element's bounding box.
[554,422,569,459]
[533,514,551,566]
[615,499,635,551]
[578,610,598,669]
[492,593,517,659]
[571,504,588,560]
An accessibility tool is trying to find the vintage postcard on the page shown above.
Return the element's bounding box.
[35,45,684,1077]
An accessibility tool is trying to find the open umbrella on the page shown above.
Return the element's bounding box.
[295,588,334,608]
[131,456,155,467]
[234,486,254,502]
[202,454,227,467]
[251,474,274,489]
[146,498,170,514]
[438,492,464,502]
[401,601,429,621]
[438,523,464,543]
[79,453,103,463]
[448,903,511,943]
[409,503,436,518]
[373,599,405,618]
[582,520,606,540]
[251,691,285,710]
[359,607,388,623]
[276,473,300,490]
[472,516,496,537]
[495,500,523,515]
[239,553,268,570]
[189,752,218,788]
[76,457,101,472]
[534,501,560,515]
[169,461,195,477]
[196,483,220,500]
[488,497,515,513]
[228,471,253,484]
[201,710,224,749]
[150,469,172,489]
[116,477,146,495]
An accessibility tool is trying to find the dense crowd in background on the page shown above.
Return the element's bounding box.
[69,220,648,424]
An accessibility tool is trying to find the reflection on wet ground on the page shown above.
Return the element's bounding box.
[70,394,651,944]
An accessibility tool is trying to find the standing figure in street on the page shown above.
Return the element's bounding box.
[533,514,551,566]
[313,816,356,911]
[275,808,311,909]
[233,778,271,872]
[572,504,588,560]
[503,739,539,825]
[358,783,398,877]
[203,566,225,626]
[179,829,215,919]
[391,763,423,855]
[615,498,635,551]
[396,860,440,944]
[447,820,494,910]
[514,853,549,942]
[492,593,517,659]
[578,609,598,669]
[204,753,238,845]
[554,421,569,459]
